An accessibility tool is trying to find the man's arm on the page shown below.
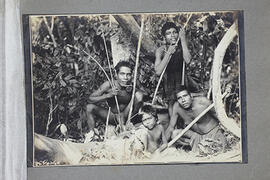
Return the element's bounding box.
[88,81,117,103]
[165,102,180,140]
[179,29,191,64]
[158,125,168,152]
[154,46,176,75]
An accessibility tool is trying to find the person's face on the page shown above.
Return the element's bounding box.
[141,113,156,130]
[117,66,132,86]
[176,90,193,109]
[165,28,179,45]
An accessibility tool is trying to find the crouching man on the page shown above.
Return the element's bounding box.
[165,86,226,152]
[85,61,145,142]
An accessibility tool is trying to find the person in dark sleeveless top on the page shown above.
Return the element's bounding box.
[155,22,191,117]
[85,61,145,141]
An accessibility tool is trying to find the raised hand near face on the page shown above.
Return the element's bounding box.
[178,28,186,40]
[166,44,177,56]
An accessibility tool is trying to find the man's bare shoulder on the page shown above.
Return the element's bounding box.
[193,96,211,107]
[103,80,111,86]
[172,101,180,109]
[98,81,111,90]
[173,101,185,113]
[157,124,164,131]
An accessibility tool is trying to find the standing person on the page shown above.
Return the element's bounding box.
[154,22,191,116]
[85,61,145,142]
[165,86,226,152]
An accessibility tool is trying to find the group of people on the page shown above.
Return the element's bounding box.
[84,22,226,154]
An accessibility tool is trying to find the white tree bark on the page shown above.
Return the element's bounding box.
[212,22,241,138]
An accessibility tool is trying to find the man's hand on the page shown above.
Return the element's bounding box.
[179,28,186,40]
[179,28,191,64]
[158,143,168,153]
[225,84,232,94]
[166,45,177,56]
[224,84,233,98]
[153,143,168,156]
[106,87,120,98]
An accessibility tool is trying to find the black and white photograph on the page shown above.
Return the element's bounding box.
[24,11,244,166]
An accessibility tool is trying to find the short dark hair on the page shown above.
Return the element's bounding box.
[175,85,190,95]
[140,104,157,119]
[161,22,179,36]
[115,60,133,74]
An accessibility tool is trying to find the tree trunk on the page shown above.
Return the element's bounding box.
[212,22,241,138]
[110,15,133,66]
[113,15,157,57]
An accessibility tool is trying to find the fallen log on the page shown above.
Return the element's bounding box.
[34,133,90,165]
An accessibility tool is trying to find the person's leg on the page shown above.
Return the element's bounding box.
[168,101,174,118]
[86,104,116,130]
[167,90,176,118]
[85,104,117,142]
[211,128,227,151]
[194,128,226,153]
[122,91,144,123]
[85,104,97,131]
[171,129,191,146]
[133,91,144,113]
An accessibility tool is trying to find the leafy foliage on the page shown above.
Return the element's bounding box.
[31,12,240,140]
[32,15,115,137]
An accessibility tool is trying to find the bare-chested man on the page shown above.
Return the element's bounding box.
[165,86,226,152]
[134,105,168,153]
[85,61,144,140]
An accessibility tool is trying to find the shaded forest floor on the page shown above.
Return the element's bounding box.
[34,129,241,166]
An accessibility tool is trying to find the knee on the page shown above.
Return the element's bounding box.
[135,91,144,102]
[171,129,183,139]
[171,130,178,139]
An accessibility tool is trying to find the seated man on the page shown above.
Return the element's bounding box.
[165,86,226,152]
[85,61,144,141]
[132,104,168,154]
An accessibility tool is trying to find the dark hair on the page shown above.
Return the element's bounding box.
[115,60,133,74]
[175,85,191,95]
[161,22,179,36]
[205,16,217,32]
[140,104,157,119]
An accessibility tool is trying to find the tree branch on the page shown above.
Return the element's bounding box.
[212,22,241,138]
[127,15,145,124]
[43,16,57,48]
[101,32,123,131]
